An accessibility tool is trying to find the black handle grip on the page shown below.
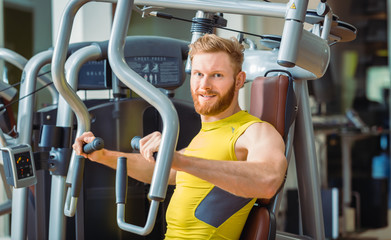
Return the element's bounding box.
[130,136,157,160]
[116,157,128,204]
[71,137,103,198]
[130,136,141,151]
[83,137,104,154]
[71,156,85,197]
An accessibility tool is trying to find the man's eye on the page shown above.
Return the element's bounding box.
[214,73,222,78]
[195,72,202,77]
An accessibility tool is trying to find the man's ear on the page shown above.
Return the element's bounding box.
[235,71,246,90]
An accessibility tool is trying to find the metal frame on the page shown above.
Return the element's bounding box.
[0,48,58,240]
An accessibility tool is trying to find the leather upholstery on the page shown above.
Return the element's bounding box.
[240,74,290,240]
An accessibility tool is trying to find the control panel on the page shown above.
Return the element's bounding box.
[1,144,37,188]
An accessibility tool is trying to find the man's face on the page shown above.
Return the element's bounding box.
[190,51,237,117]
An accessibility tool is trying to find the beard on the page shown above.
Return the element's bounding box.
[191,80,236,116]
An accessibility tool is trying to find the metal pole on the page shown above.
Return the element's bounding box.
[293,80,325,240]
[134,0,286,18]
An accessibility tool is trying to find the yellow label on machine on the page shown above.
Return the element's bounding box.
[290,3,296,9]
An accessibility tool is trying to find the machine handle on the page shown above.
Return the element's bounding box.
[131,136,157,160]
[116,157,128,204]
[73,137,104,197]
[70,156,85,198]
[115,155,159,236]
[64,137,104,217]
[130,136,141,151]
[83,137,104,154]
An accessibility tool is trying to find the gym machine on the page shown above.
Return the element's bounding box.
[109,0,356,239]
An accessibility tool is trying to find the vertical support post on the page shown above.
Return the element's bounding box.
[293,80,325,240]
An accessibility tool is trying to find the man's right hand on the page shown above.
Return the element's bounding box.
[139,131,162,162]
[72,131,99,159]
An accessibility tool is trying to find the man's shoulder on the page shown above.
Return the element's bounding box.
[242,120,282,142]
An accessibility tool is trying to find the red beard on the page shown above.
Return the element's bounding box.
[191,81,235,116]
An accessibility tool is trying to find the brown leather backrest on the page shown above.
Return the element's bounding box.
[249,75,289,137]
[241,75,290,240]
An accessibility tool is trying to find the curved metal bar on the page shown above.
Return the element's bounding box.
[0,48,27,70]
[0,48,58,105]
[49,0,119,231]
[108,0,178,235]
[0,48,25,101]
[11,46,54,240]
[49,44,102,239]
[117,201,160,235]
[62,44,102,218]
[51,0,89,105]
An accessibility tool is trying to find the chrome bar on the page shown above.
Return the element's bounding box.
[134,0,286,18]
[0,48,58,105]
[63,44,102,218]
[109,0,178,235]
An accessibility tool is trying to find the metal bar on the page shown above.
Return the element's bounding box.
[50,45,102,240]
[108,0,178,235]
[64,44,102,183]
[109,0,179,202]
[293,80,325,240]
[48,176,67,240]
[0,48,58,105]
[134,0,286,18]
[23,50,55,240]
[116,200,160,235]
[11,47,54,240]
[62,45,102,219]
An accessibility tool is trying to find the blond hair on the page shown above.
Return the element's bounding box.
[189,34,244,75]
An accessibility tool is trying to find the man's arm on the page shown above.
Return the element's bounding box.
[170,122,287,199]
[72,132,177,185]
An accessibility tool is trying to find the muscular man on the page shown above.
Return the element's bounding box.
[73,34,287,239]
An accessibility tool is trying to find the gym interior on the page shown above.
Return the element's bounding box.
[0,0,390,239]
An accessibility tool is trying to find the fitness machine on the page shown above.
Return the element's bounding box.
[109,0,356,240]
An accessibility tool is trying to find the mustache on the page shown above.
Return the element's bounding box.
[195,90,219,95]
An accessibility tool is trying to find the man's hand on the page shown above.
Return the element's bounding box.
[139,131,161,162]
[72,131,98,159]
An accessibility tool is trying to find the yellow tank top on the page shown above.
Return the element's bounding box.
[165,111,262,240]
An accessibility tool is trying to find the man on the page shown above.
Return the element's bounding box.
[73,34,287,239]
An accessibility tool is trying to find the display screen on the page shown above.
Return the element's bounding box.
[14,151,34,179]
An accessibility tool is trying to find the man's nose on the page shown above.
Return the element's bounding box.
[199,76,212,90]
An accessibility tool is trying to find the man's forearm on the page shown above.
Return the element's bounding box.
[91,149,157,184]
[173,153,285,199]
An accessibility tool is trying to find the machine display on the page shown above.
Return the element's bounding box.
[1,144,37,188]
